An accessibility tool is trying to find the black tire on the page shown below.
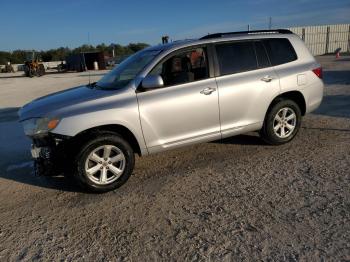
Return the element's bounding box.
[74,131,135,193]
[25,66,33,77]
[38,64,45,76]
[260,99,302,145]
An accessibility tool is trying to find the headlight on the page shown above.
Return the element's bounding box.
[22,117,60,136]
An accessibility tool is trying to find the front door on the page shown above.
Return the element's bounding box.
[137,47,221,153]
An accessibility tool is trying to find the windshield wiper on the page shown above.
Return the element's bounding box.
[87,82,99,89]
[87,82,116,90]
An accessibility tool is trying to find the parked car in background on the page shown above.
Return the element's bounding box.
[106,55,130,67]
[19,29,324,192]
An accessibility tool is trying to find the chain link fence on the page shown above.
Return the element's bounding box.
[288,24,350,56]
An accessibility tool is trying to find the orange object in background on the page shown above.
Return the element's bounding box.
[335,47,341,59]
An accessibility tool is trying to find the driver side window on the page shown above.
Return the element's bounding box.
[149,47,209,87]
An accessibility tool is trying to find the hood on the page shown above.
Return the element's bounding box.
[19,85,116,121]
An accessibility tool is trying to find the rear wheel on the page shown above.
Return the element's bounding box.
[74,132,135,192]
[260,99,301,145]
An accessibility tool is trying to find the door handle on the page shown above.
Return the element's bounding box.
[261,75,274,82]
[200,87,216,95]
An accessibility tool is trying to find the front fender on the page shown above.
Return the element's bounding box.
[52,108,147,155]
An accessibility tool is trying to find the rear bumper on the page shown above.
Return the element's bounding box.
[304,79,324,114]
[306,96,323,114]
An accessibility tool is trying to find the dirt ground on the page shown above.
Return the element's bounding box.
[0,57,349,261]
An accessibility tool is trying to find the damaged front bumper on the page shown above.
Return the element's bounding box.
[30,145,41,159]
[30,134,71,176]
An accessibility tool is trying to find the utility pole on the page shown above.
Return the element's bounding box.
[268,17,272,29]
[325,26,330,54]
[347,25,350,53]
[247,24,250,31]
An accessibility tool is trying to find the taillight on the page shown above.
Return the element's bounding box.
[312,67,323,79]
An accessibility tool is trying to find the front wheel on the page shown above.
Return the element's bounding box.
[74,132,135,192]
[260,99,302,145]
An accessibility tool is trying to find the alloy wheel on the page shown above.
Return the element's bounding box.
[273,107,297,138]
[84,145,126,185]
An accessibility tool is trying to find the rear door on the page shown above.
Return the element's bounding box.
[213,40,280,138]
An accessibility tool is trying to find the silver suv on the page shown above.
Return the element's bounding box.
[19,29,324,192]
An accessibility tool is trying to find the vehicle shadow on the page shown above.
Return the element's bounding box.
[1,166,87,193]
[213,133,265,145]
[323,70,350,85]
[0,106,85,193]
[0,135,267,193]
[313,95,350,118]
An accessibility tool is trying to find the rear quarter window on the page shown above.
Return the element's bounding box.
[263,38,297,66]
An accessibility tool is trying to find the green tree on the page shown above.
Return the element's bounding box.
[127,43,149,52]
[0,42,149,64]
[96,43,108,52]
[0,51,11,64]
[10,50,27,63]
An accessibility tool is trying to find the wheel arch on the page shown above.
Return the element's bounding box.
[268,91,306,116]
[71,124,143,156]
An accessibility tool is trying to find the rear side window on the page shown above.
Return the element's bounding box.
[254,41,270,68]
[215,41,257,75]
[263,38,297,66]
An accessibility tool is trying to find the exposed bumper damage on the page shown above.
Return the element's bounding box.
[31,134,71,176]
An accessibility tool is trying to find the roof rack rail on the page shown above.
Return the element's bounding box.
[200,29,293,40]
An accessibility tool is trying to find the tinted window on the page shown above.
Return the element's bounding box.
[263,38,297,66]
[215,41,257,75]
[149,47,208,87]
[254,41,270,68]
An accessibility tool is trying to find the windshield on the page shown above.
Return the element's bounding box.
[96,50,160,89]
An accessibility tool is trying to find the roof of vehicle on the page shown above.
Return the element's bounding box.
[144,39,197,51]
[145,29,295,53]
[199,29,292,40]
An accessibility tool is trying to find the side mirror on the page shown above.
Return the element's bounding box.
[141,75,164,90]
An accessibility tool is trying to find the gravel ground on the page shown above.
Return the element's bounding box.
[0,56,349,261]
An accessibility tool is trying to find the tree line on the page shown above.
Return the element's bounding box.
[0,42,149,64]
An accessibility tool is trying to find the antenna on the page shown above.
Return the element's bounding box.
[88,32,91,85]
